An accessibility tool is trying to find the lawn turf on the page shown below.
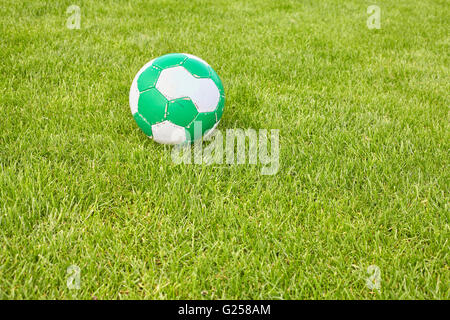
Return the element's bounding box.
[0,0,448,299]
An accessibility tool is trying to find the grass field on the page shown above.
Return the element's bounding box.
[0,0,448,299]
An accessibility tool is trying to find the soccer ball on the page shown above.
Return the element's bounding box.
[129,53,225,144]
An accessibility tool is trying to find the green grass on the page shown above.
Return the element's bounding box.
[0,0,448,299]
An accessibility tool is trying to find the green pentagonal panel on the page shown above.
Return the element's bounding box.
[137,88,167,125]
[166,98,198,127]
[215,95,225,121]
[196,112,217,131]
[183,58,211,78]
[133,112,153,137]
[185,112,217,142]
[209,66,224,96]
[152,53,187,69]
[137,65,161,92]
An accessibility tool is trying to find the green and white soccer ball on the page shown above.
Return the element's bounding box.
[129,53,225,144]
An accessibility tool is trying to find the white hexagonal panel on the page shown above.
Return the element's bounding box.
[151,120,186,145]
[156,66,220,113]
